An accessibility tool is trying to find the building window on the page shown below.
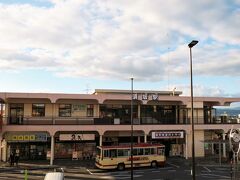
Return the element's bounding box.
[87,104,94,117]
[59,104,71,117]
[32,104,45,117]
[9,103,24,124]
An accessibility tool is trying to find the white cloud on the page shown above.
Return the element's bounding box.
[174,84,228,97]
[0,0,239,83]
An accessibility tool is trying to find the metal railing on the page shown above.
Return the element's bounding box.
[2,115,240,125]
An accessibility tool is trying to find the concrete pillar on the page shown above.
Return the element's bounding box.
[50,135,55,165]
[52,103,55,125]
[1,138,7,162]
[99,135,103,146]
[211,131,215,155]
[137,136,141,143]
[223,132,226,158]
[138,105,141,119]
[144,134,147,143]
[185,133,188,159]
[0,103,2,114]
[0,135,2,161]
[97,104,100,117]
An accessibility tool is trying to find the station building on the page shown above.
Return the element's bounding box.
[0,89,240,165]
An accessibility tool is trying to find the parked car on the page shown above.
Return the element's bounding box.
[44,172,64,180]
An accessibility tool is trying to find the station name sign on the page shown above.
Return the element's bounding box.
[133,93,159,101]
[152,131,184,139]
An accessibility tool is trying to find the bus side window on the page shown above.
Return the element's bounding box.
[104,150,109,158]
[118,149,124,157]
[133,148,138,156]
[144,148,150,155]
[138,148,144,155]
[110,149,117,158]
[151,148,157,155]
[118,149,130,157]
[125,149,130,156]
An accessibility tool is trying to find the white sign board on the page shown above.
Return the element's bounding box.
[59,134,95,141]
[152,131,184,139]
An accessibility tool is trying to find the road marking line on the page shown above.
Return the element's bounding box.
[201,173,230,179]
[166,162,180,168]
[203,166,211,172]
[86,169,93,175]
[152,170,161,173]
[114,175,143,179]
[158,167,173,170]
[168,170,176,172]
[135,171,144,174]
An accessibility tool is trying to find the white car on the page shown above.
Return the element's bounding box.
[44,172,64,180]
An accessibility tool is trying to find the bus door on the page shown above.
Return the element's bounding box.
[157,147,165,155]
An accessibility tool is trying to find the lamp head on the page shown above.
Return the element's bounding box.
[188,40,198,48]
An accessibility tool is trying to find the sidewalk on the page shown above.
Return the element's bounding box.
[195,157,231,167]
[0,159,102,174]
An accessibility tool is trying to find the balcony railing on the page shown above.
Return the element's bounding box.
[2,115,240,125]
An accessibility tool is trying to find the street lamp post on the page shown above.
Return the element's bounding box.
[188,40,198,180]
[130,77,134,180]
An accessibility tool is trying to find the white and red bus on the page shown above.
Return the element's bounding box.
[95,143,165,170]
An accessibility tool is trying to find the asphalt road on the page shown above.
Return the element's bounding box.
[93,165,232,180]
[0,164,233,180]
[88,161,233,180]
[0,158,235,180]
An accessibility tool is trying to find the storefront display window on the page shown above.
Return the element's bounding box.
[55,142,96,159]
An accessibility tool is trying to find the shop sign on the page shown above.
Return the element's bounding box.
[59,134,95,141]
[152,131,184,139]
[5,133,47,142]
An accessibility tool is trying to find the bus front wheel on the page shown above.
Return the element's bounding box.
[117,163,125,171]
[151,161,158,168]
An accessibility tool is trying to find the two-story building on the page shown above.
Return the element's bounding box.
[0,89,240,165]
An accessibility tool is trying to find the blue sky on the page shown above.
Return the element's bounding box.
[0,0,239,100]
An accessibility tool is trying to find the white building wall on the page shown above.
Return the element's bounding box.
[187,130,205,158]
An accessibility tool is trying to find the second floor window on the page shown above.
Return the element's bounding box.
[32,104,45,117]
[59,104,71,117]
[87,104,94,117]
